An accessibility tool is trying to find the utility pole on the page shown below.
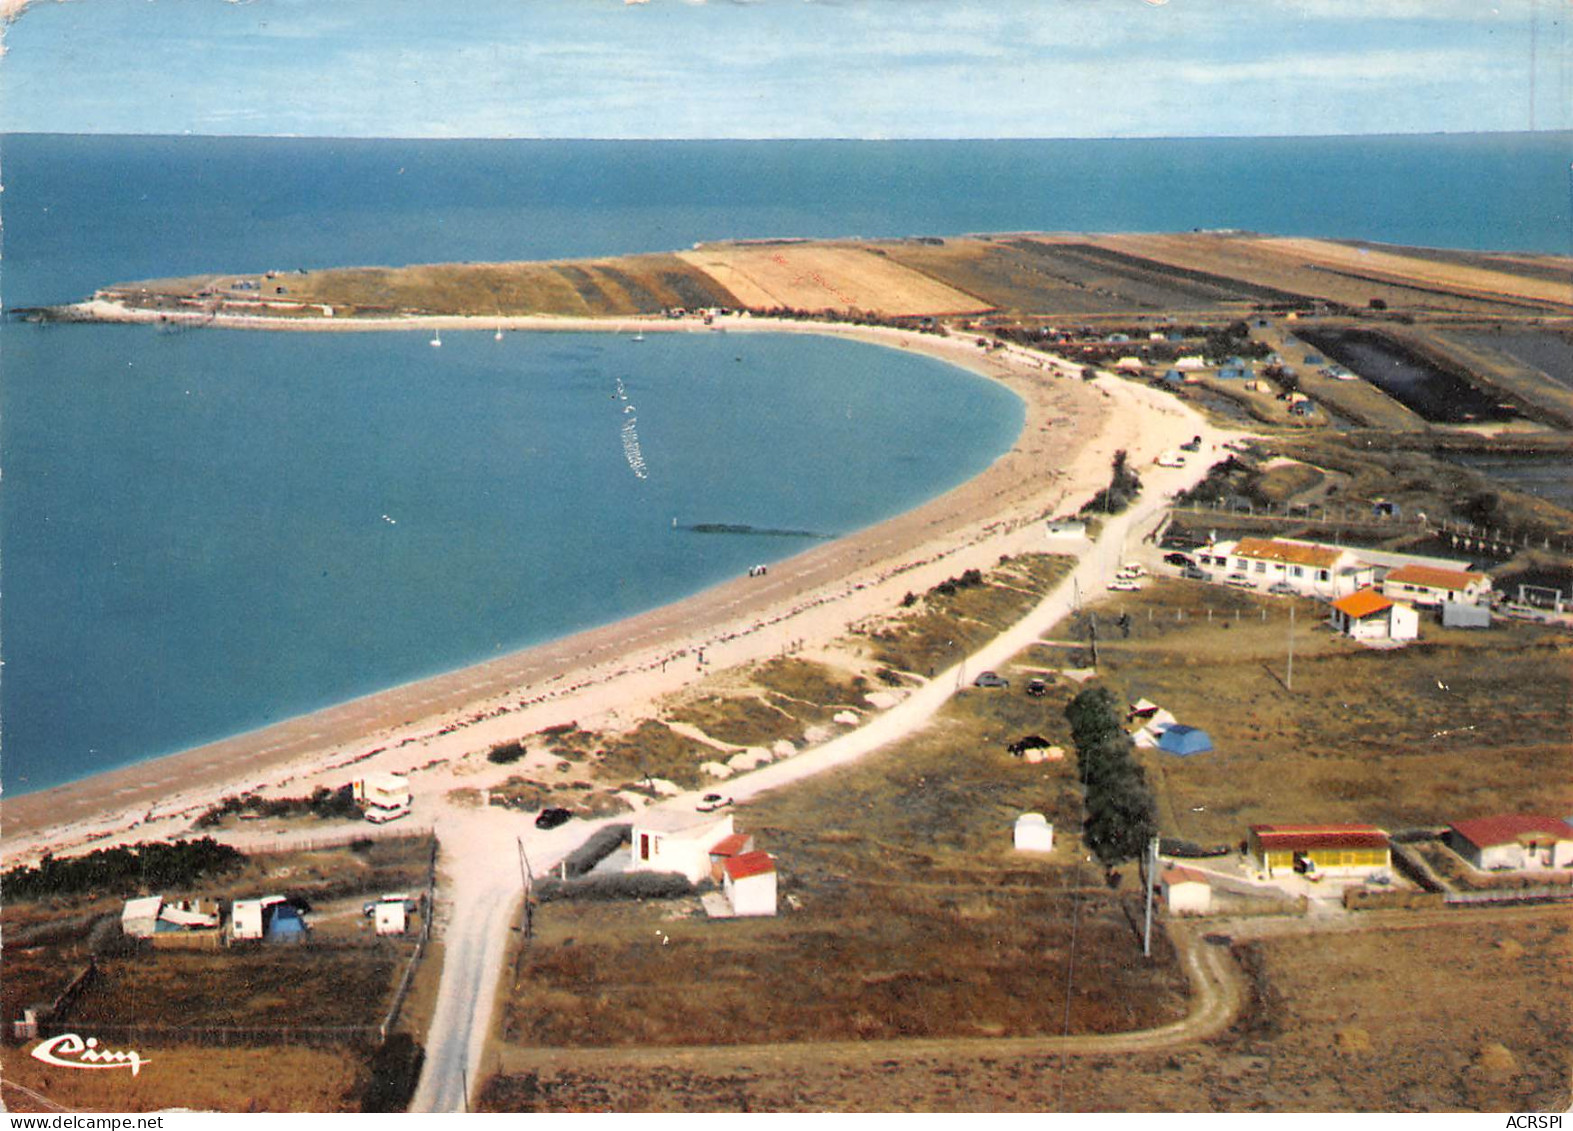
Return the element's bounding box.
[1142,835,1159,958]
[516,837,535,941]
[1286,603,1295,692]
[1088,614,1099,670]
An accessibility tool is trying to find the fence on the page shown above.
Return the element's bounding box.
[1169,504,1573,556]
[377,837,440,1042]
[260,826,436,856]
[1443,885,1573,907]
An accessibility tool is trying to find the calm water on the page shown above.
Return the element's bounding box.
[3,132,1567,793]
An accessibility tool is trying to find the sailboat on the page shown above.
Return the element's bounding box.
[494,326,504,341]
[430,328,442,348]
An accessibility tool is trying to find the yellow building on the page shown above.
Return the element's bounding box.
[1248,824,1391,877]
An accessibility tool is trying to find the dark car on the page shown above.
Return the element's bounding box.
[1180,565,1211,581]
[973,671,1010,689]
[1164,552,1194,568]
[1025,678,1048,698]
[535,807,573,830]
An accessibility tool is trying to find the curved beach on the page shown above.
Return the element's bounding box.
[2,313,1201,858]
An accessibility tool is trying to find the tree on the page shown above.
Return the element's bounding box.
[1064,687,1158,868]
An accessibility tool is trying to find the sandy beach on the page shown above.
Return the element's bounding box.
[2,308,1206,861]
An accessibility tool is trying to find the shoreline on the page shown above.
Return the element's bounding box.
[2,310,1200,860]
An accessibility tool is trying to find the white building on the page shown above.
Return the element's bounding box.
[1013,813,1055,853]
[1381,564,1492,609]
[1328,589,1419,642]
[629,810,736,884]
[1196,537,1375,598]
[121,896,164,939]
[1447,816,1573,872]
[374,902,408,936]
[1160,866,1212,914]
[722,851,778,917]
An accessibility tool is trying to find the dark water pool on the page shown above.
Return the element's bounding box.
[1298,329,1519,424]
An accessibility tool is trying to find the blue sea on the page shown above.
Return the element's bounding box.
[2,132,1567,795]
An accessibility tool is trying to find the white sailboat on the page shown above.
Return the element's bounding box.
[494,326,504,341]
[430,328,442,348]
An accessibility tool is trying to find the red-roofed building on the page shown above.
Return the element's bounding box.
[1196,538,1374,597]
[708,831,756,882]
[1248,824,1391,878]
[722,851,777,917]
[1447,816,1573,871]
[1381,564,1491,608]
[1328,588,1419,642]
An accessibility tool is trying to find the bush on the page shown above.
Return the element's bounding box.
[534,870,694,903]
[194,784,359,828]
[362,1033,425,1113]
[3,839,247,902]
[488,740,527,765]
[559,824,632,879]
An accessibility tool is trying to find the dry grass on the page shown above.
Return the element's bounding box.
[69,948,404,1031]
[1045,580,1573,845]
[0,1044,368,1113]
[678,244,991,316]
[866,554,1074,677]
[593,720,715,789]
[481,909,1570,1112]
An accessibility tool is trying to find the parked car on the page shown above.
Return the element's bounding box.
[1180,565,1211,581]
[1164,552,1194,568]
[1119,562,1147,577]
[365,803,411,825]
[696,792,734,813]
[1025,678,1048,698]
[973,671,1010,689]
[535,807,573,830]
[1225,575,1256,589]
[1268,581,1297,595]
[1108,579,1142,591]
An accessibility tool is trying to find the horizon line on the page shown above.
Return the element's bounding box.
[3,127,1569,144]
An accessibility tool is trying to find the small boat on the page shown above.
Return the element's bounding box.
[430,329,442,348]
[631,332,645,343]
[494,325,504,341]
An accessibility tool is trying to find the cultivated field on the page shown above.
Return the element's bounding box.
[675,243,992,316]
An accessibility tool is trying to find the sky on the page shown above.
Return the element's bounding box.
[0,0,1568,139]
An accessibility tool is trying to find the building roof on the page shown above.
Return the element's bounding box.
[1385,564,1487,590]
[1330,588,1393,620]
[708,833,752,858]
[1450,815,1573,849]
[635,808,733,836]
[1162,866,1210,887]
[724,851,776,881]
[1250,824,1390,851]
[1232,537,1343,569]
[122,895,163,919]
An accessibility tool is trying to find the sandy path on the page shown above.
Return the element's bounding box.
[2,316,1112,856]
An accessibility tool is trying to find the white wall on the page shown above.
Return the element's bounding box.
[725,870,777,917]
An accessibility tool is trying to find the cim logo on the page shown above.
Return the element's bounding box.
[31,1033,150,1076]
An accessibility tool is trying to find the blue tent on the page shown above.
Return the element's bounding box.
[1157,725,1214,756]
[264,903,307,941]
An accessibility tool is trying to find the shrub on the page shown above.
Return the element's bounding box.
[533,870,694,903]
[362,1034,425,1113]
[487,740,527,765]
[558,824,632,879]
[2,839,247,902]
